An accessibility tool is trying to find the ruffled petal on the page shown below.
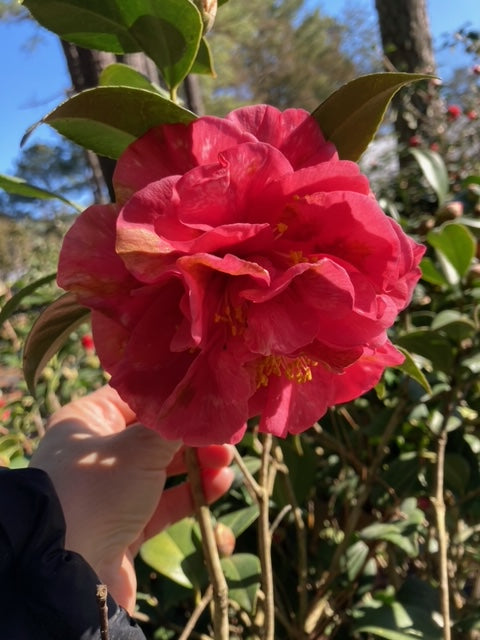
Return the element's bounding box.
[113,117,256,203]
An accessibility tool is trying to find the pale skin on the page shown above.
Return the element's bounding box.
[30,385,234,613]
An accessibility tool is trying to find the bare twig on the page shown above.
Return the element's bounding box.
[185,447,229,640]
[258,434,275,640]
[178,585,214,640]
[433,419,453,640]
[274,444,309,627]
[232,446,262,498]
[96,584,109,640]
[304,401,407,634]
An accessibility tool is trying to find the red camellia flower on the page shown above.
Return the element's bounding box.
[81,334,95,352]
[58,106,424,445]
[446,104,462,120]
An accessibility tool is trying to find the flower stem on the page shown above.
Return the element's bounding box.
[258,434,275,640]
[185,447,229,640]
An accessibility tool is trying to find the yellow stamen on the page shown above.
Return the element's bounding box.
[214,303,247,337]
[255,354,318,388]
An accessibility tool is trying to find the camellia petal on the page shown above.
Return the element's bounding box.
[58,104,424,445]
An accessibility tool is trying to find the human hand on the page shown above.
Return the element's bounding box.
[30,385,234,613]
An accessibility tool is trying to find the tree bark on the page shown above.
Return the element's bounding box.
[375,0,443,148]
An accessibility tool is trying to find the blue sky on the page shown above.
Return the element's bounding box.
[0,0,478,174]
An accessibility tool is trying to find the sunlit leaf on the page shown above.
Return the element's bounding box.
[220,553,261,613]
[410,148,449,205]
[40,87,196,159]
[427,223,476,282]
[311,72,432,161]
[140,517,205,589]
[190,37,215,76]
[219,506,259,537]
[395,347,432,394]
[99,63,169,97]
[23,0,203,90]
[344,540,369,581]
[420,257,448,287]
[0,273,57,327]
[0,174,81,211]
[23,293,90,394]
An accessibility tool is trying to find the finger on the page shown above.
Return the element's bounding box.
[142,466,235,541]
[166,445,235,477]
[47,385,137,435]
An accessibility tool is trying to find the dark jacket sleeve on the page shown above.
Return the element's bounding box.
[0,467,146,640]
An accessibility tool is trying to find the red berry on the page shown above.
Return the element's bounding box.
[429,142,440,152]
[408,135,422,147]
[466,110,478,120]
[472,65,480,75]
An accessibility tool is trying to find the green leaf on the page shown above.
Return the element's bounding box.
[430,310,476,342]
[0,273,57,327]
[41,87,196,159]
[395,347,432,394]
[140,517,206,589]
[99,63,169,97]
[219,506,259,537]
[344,540,369,581]
[220,553,261,613]
[409,148,449,205]
[420,256,448,287]
[23,293,90,394]
[311,73,432,161]
[23,0,203,91]
[0,173,81,211]
[461,352,480,374]
[359,523,418,557]
[354,625,426,640]
[427,223,476,282]
[396,330,455,373]
[190,37,215,76]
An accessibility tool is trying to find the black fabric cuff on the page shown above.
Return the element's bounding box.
[0,467,145,640]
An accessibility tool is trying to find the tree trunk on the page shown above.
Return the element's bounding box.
[374,0,443,148]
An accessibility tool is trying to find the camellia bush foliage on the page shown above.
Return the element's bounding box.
[1,1,480,639]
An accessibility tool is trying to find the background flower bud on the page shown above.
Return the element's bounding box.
[214,522,236,557]
[192,0,217,33]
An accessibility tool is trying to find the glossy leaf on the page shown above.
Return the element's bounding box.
[23,0,203,90]
[430,310,476,342]
[344,540,369,581]
[427,223,476,282]
[219,506,259,537]
[0,173,81,211]
[140,517,205,589]
[220,553,261,613]
[190,37,215,75]
[420,257,448,287]
[396,330,455,373]
[41,87,196,159]
[410,148,449,205]
[0,273,57,327]
[395,347,432,394]
[99,63,169,97]
[23,293,90,394]
[311,73,431,161]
